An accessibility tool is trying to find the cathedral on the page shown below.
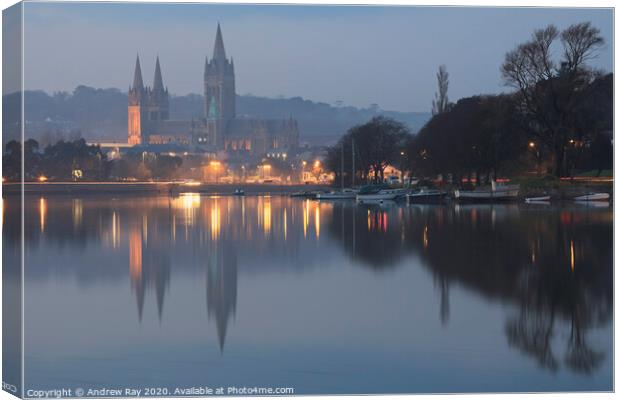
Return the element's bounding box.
[128,24,299,158]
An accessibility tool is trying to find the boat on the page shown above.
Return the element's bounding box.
[525,195,551,202]
[407,188,447,204]
[454,180,520,202]
[356,184,408,202]
[290,190,318,199]
[316,188,358,200]
[574,192,610,202]
[233,188,245,196]
[316,143,358,200]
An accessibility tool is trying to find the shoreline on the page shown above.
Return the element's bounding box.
[2,180,613,201]
[2,182,331,196]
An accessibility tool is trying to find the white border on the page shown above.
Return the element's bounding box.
[0,2,616,400]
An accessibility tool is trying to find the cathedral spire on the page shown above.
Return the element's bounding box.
[132,54,144,90]
[153,56,164,93]
[213,23,226,61]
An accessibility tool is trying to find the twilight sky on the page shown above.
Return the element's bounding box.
[20,3,613,112]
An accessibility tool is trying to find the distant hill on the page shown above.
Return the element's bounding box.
[3,86,431,144]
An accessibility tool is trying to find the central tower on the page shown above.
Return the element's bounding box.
[204,23,235,146]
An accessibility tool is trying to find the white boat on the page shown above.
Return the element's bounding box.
[525,195,551,202]
[454,181,520,202]
[407,188,447,204]
[574,192,610,202]
[316,188,358,200]
[356,187,408,202]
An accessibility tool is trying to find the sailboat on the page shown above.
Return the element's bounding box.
[317,140,358,200]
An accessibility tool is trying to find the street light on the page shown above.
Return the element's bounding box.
[209,160,222,183]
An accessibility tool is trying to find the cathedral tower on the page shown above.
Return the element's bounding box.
[128,55,170,145]
[147,56,169,122]
[204,23,236,145]
[128,55,145,145]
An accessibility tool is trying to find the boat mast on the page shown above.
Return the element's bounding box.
[351,138,355,188]
[341,141,345,190]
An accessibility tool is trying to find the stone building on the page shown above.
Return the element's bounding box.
[128,24,299,158]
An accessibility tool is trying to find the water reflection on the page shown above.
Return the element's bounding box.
[3,195,613,391]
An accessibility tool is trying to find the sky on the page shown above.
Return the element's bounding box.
[17,2,614,112]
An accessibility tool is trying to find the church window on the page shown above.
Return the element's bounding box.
[208,97,218,118]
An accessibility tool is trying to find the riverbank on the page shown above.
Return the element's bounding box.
[507,176,613,200]
[2,182,330,196]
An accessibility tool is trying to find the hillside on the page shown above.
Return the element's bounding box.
[3,86,431,144]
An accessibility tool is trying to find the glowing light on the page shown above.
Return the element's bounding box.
[142,215,148,245]
[173,193,201,226]
[263,197,271,235]
[570,240,575,271]
[314,160,321,168]
[111,211,120,249]
[302,161,307,167]
[210,201,221,239]
[183,181,201,186]
[129,225,142,280]
[283,208,287,241]
[303,199,309,238]
[529,142,536,148]
[72,199,83,230]
[39,198,47,233]
[38,175,48,182]
[314,203,320,239]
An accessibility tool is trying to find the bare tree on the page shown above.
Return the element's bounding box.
[431,65,450,115]
[501,22,604,177]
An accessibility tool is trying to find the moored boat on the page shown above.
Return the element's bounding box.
[574,192,610,202]
[407,188,447,204]
[454,181,520,202]
[316,188,358,200]
[233,188,245,196]
[290,190,319,199]
[356,184,407,202]
[525,195,551,202]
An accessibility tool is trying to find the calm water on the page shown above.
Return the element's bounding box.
[3,194,613,394]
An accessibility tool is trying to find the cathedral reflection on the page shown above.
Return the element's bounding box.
[6,195,612,372]
[206,238,237,353]
[128,216,171,322]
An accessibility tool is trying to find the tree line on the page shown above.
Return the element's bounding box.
[325,21,612,184]
[2,138,183,182]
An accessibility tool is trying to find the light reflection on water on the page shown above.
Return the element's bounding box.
[2,195,613,393]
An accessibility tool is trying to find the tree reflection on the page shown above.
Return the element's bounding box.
[327,202,612,374]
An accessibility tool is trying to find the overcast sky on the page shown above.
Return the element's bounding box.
[19,3,613,112]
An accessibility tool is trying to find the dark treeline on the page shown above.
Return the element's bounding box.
[409,72,612,181]
[325,22,613,183]
[325,116,410,185]
[2,138,183,181]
